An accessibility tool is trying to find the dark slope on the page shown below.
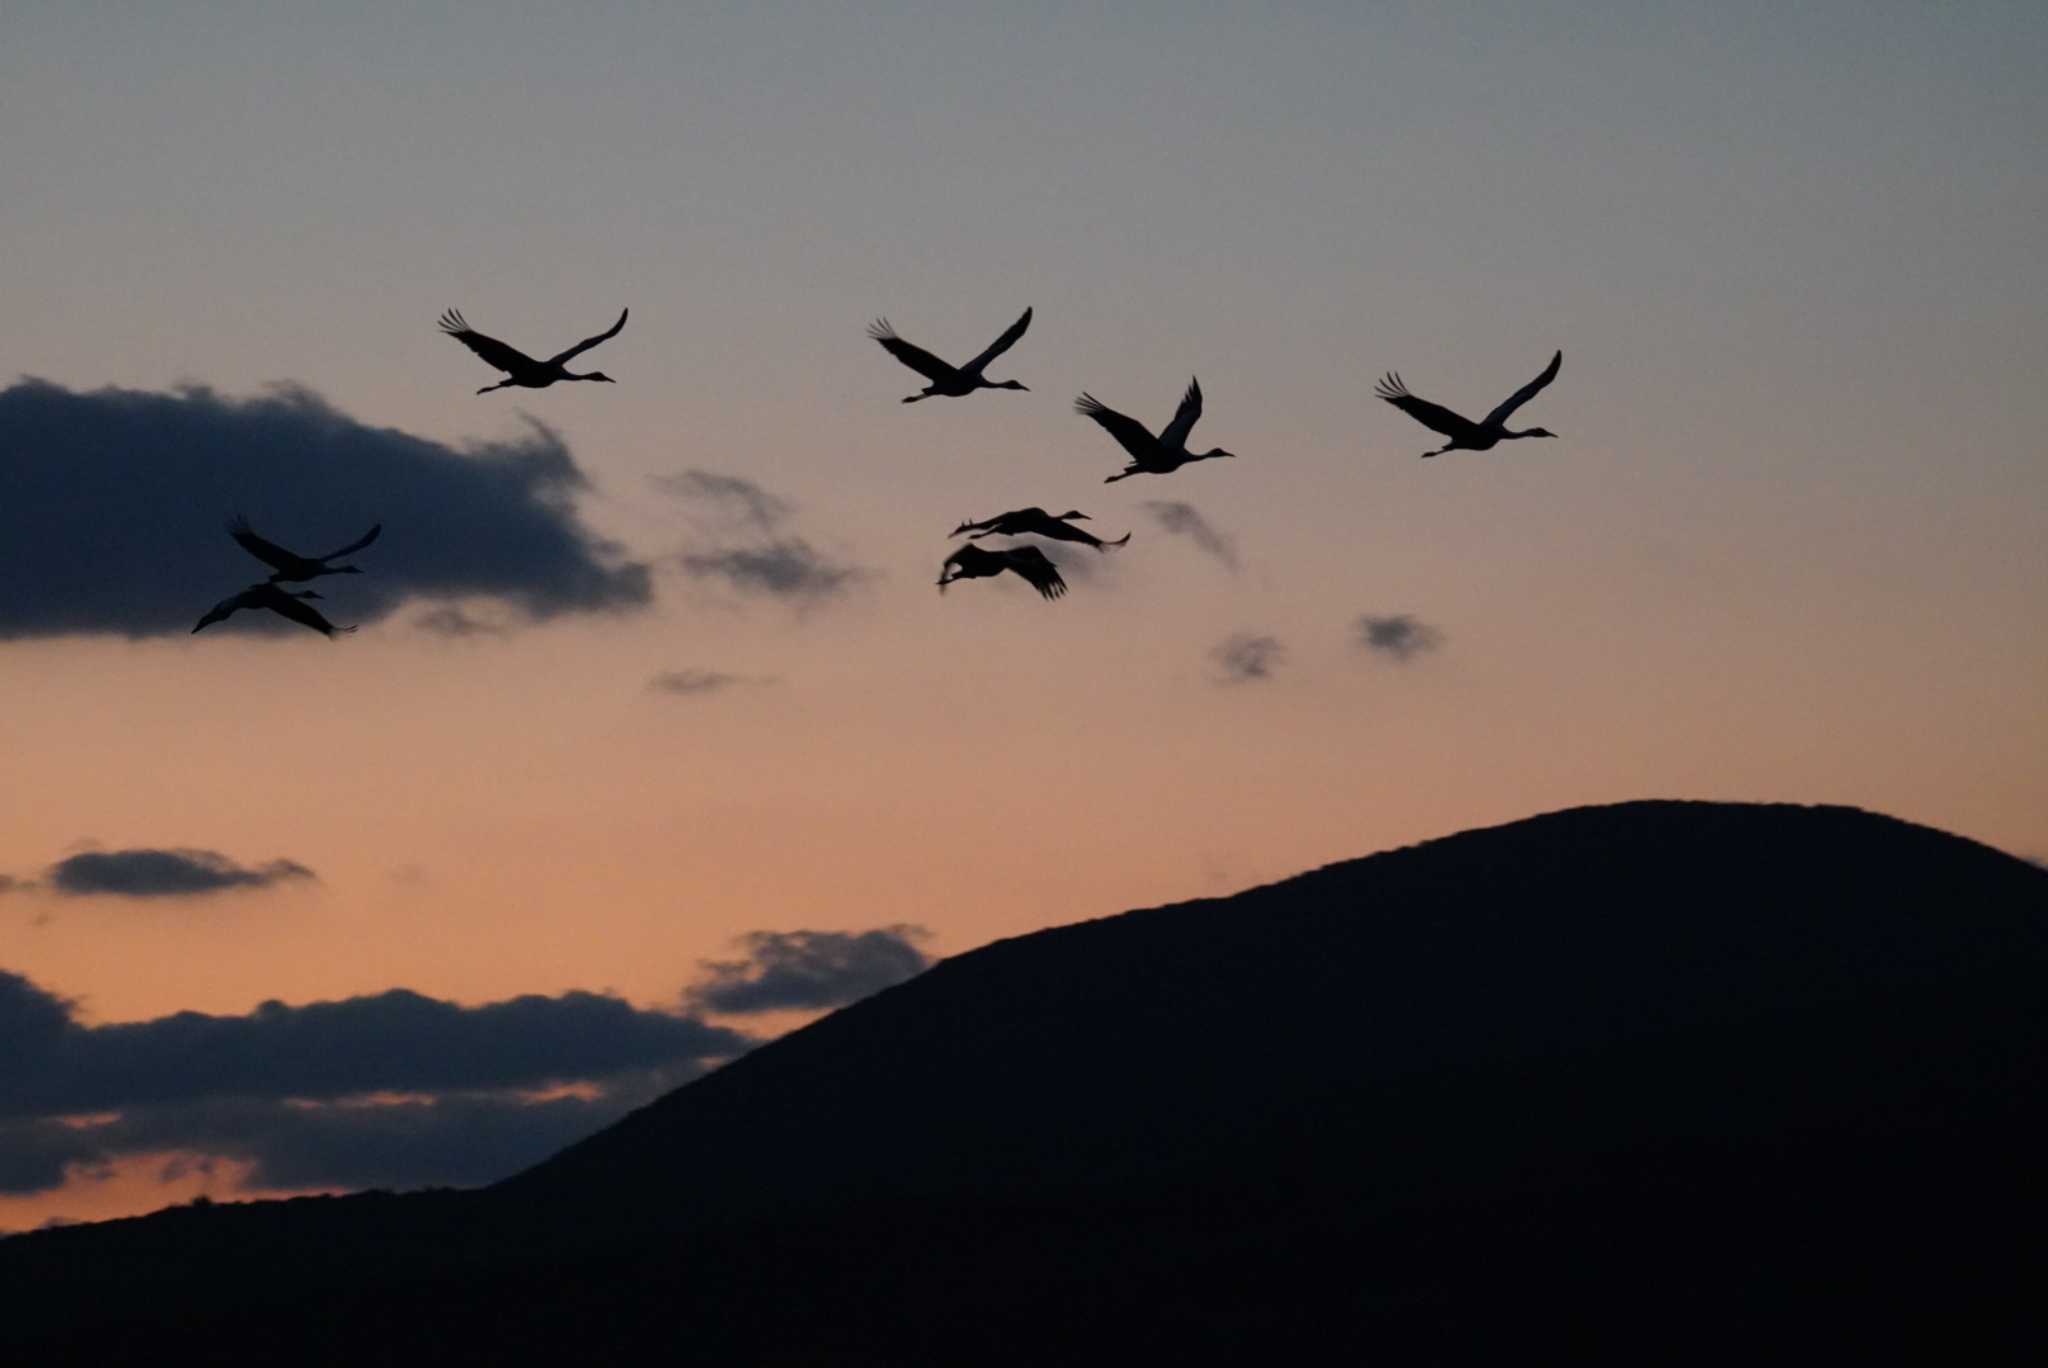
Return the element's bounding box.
[8,801,2048,1361]
[507,799,2048,1221]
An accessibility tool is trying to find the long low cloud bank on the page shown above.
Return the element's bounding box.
[0,925,933,1199]
[0,379,650,639]
[44,849,315,898]
[0,972,749,1120]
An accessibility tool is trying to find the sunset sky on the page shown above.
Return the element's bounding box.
[4,0,2044,1229]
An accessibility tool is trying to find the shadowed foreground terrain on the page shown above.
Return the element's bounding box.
[7,801,2047,1361]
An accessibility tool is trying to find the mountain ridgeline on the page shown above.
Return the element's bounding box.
[10,801,2048,1360]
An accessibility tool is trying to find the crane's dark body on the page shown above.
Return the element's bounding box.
[439,307,628,394]
[228,515,381,583]
[951,508,1130,551]
[1076,378,1236,483]
[1377,350,1562,458]
[869,308,1032,402]
[938,544,1068,600]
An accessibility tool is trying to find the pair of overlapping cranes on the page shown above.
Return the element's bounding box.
[195,305,1562,633]
[871,305,1561,602]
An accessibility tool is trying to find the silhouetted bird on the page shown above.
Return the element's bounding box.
[228,514,381,583]
[1077,379,1236,483]
[938,544,1067,601]
[192,584,356,637]
[951,508,1131,551]
[1376,350,1562,458]
[868,308,1032,402]
[438,307,628,394]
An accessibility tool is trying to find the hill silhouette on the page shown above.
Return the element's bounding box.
[7,800,2047,1361]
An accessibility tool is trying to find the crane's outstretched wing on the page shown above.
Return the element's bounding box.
[547,308,629,367]
[1375,374,1480,441]
[867,319,957,383]
[1075,393,1159,462]
[1158,376,1204,452]
[1004,546,1067,601]
[316,523,382,562]
[439,309,538,375]
[961,306,1032,376]
[192,588,254,634]
[953,511,1027,538]
[227,515,300,572]
[1481,349,1563,429]
[263,590,354,638]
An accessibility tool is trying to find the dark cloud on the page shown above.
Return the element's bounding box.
[0,1119,92,1195]
[0,379,650,640]
[0,969,749,1120]
[652,470,794,533]
[0,875,22,896]
[687,927,933,1015]
[647,669,772,697]
[45,849,315,899]
[1355,613,1444,662]
[1142,501,1239,571]
[1212,633,1285,684]
[677,540,867,603]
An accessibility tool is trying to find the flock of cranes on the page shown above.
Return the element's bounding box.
[192,301,1563,633]
[868,306,1561,603]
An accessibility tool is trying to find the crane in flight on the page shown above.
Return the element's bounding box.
[868,307,1032,402]
[438,307,628,394]
[1376,350,1562,458]
[227,515,380,583]
[938,544,1068,601]
[1077,378,1236,483]
[192,584,356,638]
[951,508,1129,551]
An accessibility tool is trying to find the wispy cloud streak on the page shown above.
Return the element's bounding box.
[1142,501,1238,571]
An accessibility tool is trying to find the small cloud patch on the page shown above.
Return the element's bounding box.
[1355,613,1444,662]
[660,468,870,606]
[687,927,933,1014]
[652,470,793,533]
[414,606,511,638]
[648,669,773,697]
[1212,632,1285,684]
[677,542,866,603]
